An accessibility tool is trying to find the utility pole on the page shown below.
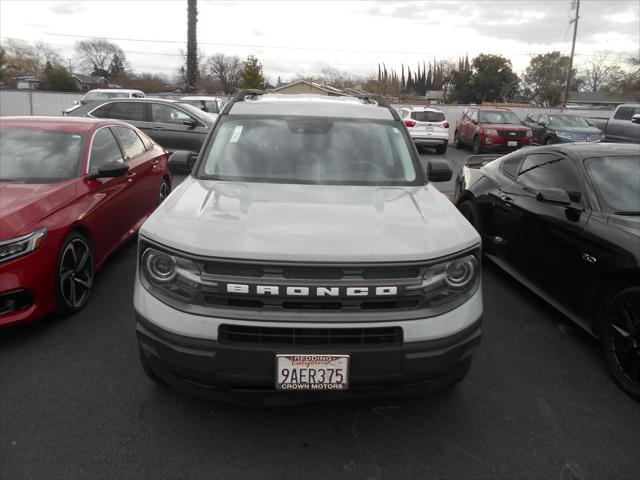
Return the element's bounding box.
[563,0,580,107]
[186,0,198,93]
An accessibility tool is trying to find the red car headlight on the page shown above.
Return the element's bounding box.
[0,228,47,264]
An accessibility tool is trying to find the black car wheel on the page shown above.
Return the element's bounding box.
[56,232,94,315]
[436,144,448,154]
[472,136,483,154]
[453,131,461,149]
[545,137,554,145]
[159,178,170,205]
[459,200,482,233]
[600,287,640,399]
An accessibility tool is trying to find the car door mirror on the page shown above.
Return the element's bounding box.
[631,113,640,124]
[169,150,194,173]
[88,161,129,180]
[183,118,198,128]
[427,158,452,182]
[536,188,571,206]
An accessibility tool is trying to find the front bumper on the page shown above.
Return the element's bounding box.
[134,284,482,405]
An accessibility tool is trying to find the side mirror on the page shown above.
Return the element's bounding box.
[427,158,452,182]
[536,188,571,206]
[183,118,198,128]
[169,150,195,173]
[88,161,129,180]
[631,114,640,124]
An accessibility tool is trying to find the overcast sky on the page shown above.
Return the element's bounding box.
[1,0,638,83]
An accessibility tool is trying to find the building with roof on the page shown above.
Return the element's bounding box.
[72,74,110,92]
[15,76,40,90]
[567,91,639,109]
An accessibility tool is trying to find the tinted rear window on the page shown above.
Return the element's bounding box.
[411,111,445,122]
[0,128,84,182]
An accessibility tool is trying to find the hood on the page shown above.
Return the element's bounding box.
[481,123,529,130]
[141,178,480,263]
[0,181,77,240]
[550,126,602,135]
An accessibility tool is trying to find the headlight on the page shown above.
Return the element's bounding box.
[526,130,533,138]
[140,248,201,301]
[0,228,46,263]
[485,128,498,136]
[409,254,479,307]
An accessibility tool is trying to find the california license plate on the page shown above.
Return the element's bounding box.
[276,354,349,391]
[421,126,433,131]
[507,141,518,147]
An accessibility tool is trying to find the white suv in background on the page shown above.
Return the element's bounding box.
[63,89,145,115]
[398,106,450,154]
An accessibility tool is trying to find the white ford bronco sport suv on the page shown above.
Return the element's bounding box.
[134,91,482,405]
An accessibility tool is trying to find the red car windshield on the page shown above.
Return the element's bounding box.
[479,111,521,124]
[0,128,85,183]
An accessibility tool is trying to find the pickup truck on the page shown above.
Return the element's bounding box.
[588,103,640,143]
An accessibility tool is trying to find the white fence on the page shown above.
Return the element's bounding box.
[0,90,84,116]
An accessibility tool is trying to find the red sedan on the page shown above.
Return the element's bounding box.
[0,117,172,326]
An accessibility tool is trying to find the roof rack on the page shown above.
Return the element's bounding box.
[354,94,391,108]
[221,89,266,114]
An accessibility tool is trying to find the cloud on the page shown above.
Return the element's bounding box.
[49,1,86,15]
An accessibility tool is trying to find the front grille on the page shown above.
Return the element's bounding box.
[219,324,403,345]
[498,130,526,138]
[203,295,419,311]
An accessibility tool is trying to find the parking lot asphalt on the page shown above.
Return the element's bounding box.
[1,147,639,480]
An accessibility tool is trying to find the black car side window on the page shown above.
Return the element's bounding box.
[91,103,114,118]
[111,126,146,160]
[102,102,145,122]
[89,128,124,175]
[151,104,193,125]
[517,153,583,203]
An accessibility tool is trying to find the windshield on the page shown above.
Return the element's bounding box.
[584,156,640,214]
[198,117,420,185]
[548,115,590,128]
[83,91,130,100]
[411,111,445,122]
[0,128,84,183]
[479,111,521,124]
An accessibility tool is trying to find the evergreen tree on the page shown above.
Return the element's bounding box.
[239,55,265,89]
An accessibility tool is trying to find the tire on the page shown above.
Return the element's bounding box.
[453,131,462,149]
[599,287,640,399]
[436,144,448,154]
[545,136,554,145]
[55,232,94,316]
[458,200,482,233]
[472,136,483,154]
[159,177,171,205]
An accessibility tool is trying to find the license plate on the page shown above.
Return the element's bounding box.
[276,354,349,391]
[420,126,433,131]
[507,141,518,147]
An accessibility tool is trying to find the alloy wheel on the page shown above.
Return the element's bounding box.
[608,297,640,386]
[59,238,93,309]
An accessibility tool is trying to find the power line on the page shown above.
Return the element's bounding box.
[43,32,608,58]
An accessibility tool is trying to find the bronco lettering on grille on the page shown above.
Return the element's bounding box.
[225,284,398,297]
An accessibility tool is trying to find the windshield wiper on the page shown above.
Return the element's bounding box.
[614,211,640,216]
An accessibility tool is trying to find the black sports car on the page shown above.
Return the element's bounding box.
[454,143,640,398]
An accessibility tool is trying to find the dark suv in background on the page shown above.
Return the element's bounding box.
[454,107,532,153]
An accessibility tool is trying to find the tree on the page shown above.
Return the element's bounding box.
[75,38,125,78]
[240,55,265,89]
[470,54,519,103]
[38,62,77,91]
[186,0,198,93]
[204,53,242,94]
[109,52,126,79]
[523,52,579,106]
[448,69,474,104]
[579,54,624,93]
